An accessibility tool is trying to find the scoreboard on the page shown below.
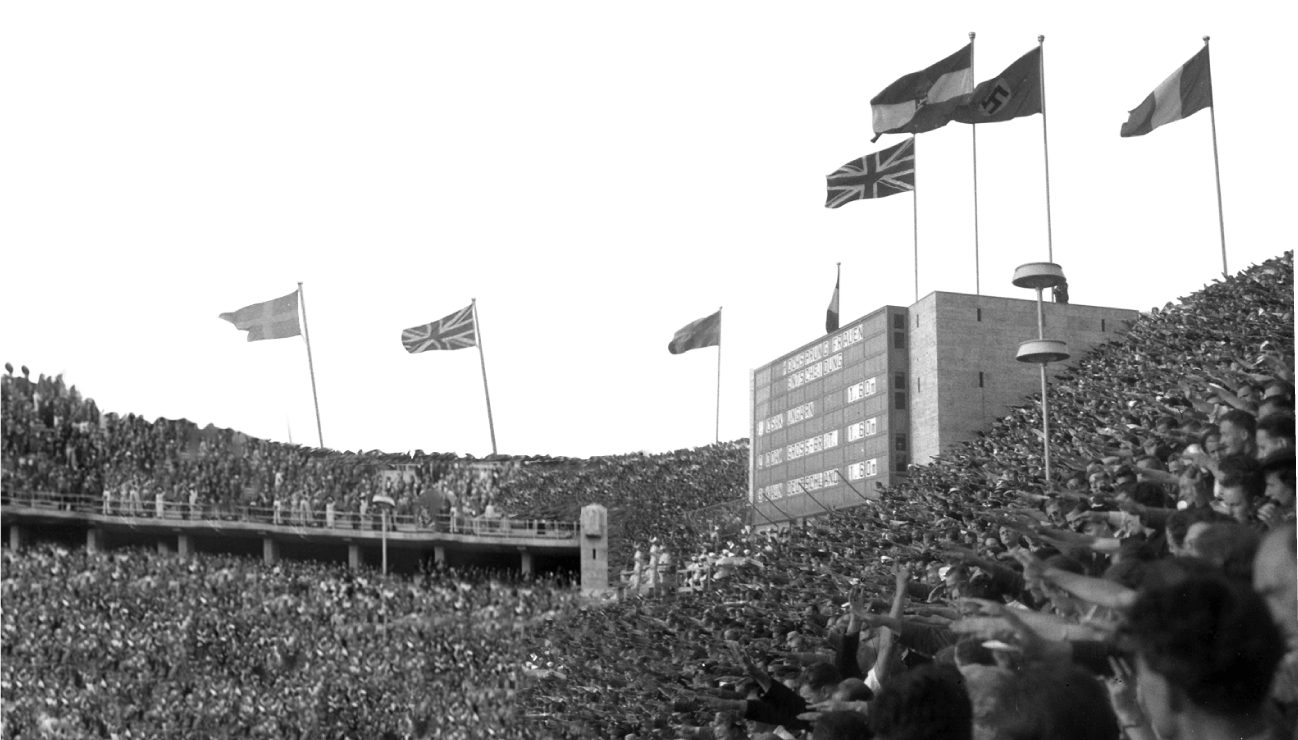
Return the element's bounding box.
[749,305,912,522]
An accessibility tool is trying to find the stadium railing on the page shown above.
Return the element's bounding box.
[1,489,579,540]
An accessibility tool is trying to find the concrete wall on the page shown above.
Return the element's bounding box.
[909,292,1139,466]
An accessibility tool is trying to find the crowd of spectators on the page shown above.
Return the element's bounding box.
[2,251,1294,739]
[1,545,571,739]
[0,370,588,534]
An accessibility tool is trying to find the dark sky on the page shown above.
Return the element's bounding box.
[15,37,1277,462]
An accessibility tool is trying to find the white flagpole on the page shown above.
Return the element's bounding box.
[970,31,982,295]
[1038,35,1054,262]
[471,298,499,455]
[297,282,325,448]
[1204,36,1228,277]
[912,137,919,303]
[715,307,722,444]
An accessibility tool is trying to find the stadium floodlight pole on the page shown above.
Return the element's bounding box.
[1038,35,1054,262]
[1204,36,1227,277]
[970,31,981,296]
[297,282,325,449]
[912,139,919,303]
[831,468,874,506]
[793,482,834,517]
[471,299,498,456]
[716,307,723,444]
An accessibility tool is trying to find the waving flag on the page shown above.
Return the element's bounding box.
[826,266,841,334]
[952,46,1042,125]
[402,304,478,353]
[1120,46,1212,137]
[219,291,301,342]
[825,138,915,209]
[871,44,974,140]
[668,310,721,355]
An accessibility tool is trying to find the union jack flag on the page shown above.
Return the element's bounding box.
[824,137,915,209]
[401,303,478,353]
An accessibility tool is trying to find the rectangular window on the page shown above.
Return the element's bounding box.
[915,314,919,328]
[896,454,908,473]
[917,377,921,393]
[893,314,904,330]
[977,308,982,322]
[894,372,905,388]
[978,371,984,388]
[894,331,905,349]
[895,434,907,452]
[895,392,906,410]
[1102,319,1106,332]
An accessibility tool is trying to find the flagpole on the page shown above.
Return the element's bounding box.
[297,282,325,449]
[912,137,919,303]
[1038,35,1054,262]
[715,306,722,444]
[1204,36,1227,277]
[970,31,981,295]
[471,298,498,456]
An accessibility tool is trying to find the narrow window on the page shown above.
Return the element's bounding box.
[895,392,906,410]
[1102,319,1106,332]
[977,308,982,322]
[893,314,904,330]
[894,331,905,349]
[978,371,984,388]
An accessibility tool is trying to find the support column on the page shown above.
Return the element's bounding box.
[157,539,171,555]
[177,534,193,560]
[86,528,103,554]
[580,504,609,596]
[349,544,361,572]
[520,549,534,577]
[434,545,446,565]
[263,538,280,566]
[8,524,23,552]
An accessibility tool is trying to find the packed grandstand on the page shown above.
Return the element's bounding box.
[2,251,1295,739]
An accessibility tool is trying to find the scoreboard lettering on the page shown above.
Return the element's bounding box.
[751,309,905,517]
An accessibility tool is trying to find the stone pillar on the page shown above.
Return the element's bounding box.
[263,538,280,565]
[434,545,446,565]
[177,534,193,559]
[519,549,534,577]
[157,539,171,555]
[580,504,609,596]
[8,524,23,552]
[86,528,104,553]
[349,544,361,571]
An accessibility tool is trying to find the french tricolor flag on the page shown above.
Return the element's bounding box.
[1120,45,1213,137]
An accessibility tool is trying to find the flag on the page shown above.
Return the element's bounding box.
[1120,46,1212,137]
[219,291,301,342]
[402,304,477,353]
[668,310,721,355]
[826,267,840,334]
[951,46,1042,125]
[825,138,915,209]
[871,44,974,140]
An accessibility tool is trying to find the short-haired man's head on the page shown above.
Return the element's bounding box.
[1255,412,1295,459]
[799,662,843,704]
[1258,391,1294,420]
[1215,454,1265,522]
[1218,410,1257,456]
[868,663,971,740]
[1124,573,1283,720]
[1260,448,1297,506]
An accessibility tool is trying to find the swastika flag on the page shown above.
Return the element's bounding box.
[952,46,1042,125]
